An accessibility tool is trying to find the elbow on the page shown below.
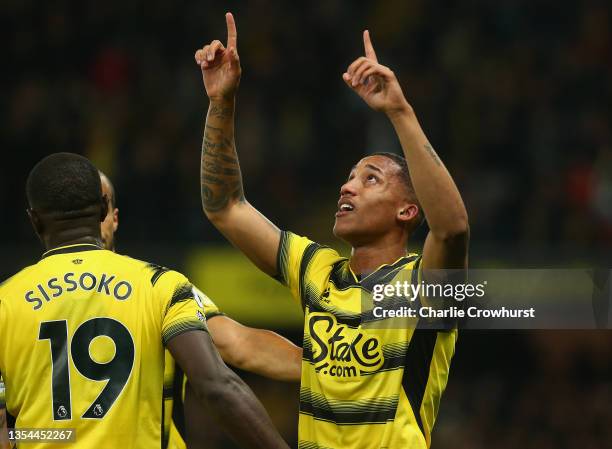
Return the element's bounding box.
[203,207,227,225]
[202,198,244,226]
[215,327,253,372]
[191,369,241,407]
[202,203,236,229]
[434,217,470,244]
[223,346,251,372]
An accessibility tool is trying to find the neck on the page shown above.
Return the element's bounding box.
[349,233,409,275]
[42,224,103,252]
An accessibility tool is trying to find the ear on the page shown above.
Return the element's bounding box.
[100,195,109,223]
[397,203,419,226]
[27,208,44,238]
[112,208,119,232]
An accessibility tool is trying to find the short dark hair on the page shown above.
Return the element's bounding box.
[26,153,103,214]
[371,151,425,228]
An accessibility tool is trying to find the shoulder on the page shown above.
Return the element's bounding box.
[279,231,343,264]
[0,264,39,296]
[191,286,223,317]
[113,256,193,307]
[111,253,183,286]
[277,230,344,282]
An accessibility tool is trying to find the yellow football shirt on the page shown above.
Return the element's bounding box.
[277,232,457,449]
[0,244,207,449]
[162,287,223,449]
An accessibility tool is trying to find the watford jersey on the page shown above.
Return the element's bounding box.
[277,232,457,449]
[162,288,224,449]
[0,244,207,449]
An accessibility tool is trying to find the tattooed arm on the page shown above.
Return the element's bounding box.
[195,13,281,277]
[343,31,468,269]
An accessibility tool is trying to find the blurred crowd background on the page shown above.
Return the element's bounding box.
[2,0,611,448]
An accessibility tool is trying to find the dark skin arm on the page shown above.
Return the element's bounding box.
[209,316,302,382]
[183,382,208,449]
[167,330,289,449]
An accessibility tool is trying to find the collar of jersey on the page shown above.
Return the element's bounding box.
[349,254,417,283]
[41,243,104,259]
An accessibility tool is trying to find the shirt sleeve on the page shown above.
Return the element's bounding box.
[276,231,340,307]
[154,270,209,346]
[192,286,224,320]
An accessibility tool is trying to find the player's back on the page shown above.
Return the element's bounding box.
[0,243,205,449]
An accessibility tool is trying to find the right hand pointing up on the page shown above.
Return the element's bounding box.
[195,12,241,102]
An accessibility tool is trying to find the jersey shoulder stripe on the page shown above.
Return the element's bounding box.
[167,283,197,312]
[148,263,171,286]
[298,241,326,308]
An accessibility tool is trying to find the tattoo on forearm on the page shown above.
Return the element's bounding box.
[201,107,245,212]
[424,143,442,166]
[209,104,233,120]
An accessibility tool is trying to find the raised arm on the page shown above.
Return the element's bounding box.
[167,330,289,449]
[195,13,280,277]
[208,316,302,382]
[343,31,469,269]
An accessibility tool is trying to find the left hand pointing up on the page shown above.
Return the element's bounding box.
[343,30,411,117]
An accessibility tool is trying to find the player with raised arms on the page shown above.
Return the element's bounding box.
[0,153,289,449]
[195,13,469,449]
[98,171,301,448]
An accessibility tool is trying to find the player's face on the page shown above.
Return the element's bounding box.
[100,176,118,251]
[333,156,410,246]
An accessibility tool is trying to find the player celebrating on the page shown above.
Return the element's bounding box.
[195,13,469,449]
[98,171,301,448]
[0,153,289,449]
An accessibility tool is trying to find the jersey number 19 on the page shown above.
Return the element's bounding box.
[38,318,135,420]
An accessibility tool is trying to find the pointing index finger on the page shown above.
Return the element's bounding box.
[363,30,377,62]
[226,12,238,50]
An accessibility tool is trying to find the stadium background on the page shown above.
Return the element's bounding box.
[2,0,611,447]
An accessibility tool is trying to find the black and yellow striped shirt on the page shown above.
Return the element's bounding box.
[277,232,456,449]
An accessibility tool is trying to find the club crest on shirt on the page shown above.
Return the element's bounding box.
[308,312,383,379]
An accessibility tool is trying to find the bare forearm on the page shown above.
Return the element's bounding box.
[210,317,302,382]
[389,107,468,238]
[197,371,288,449]
[239,329,302,382]
[199,99,281,275]
[201,98,245,215]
